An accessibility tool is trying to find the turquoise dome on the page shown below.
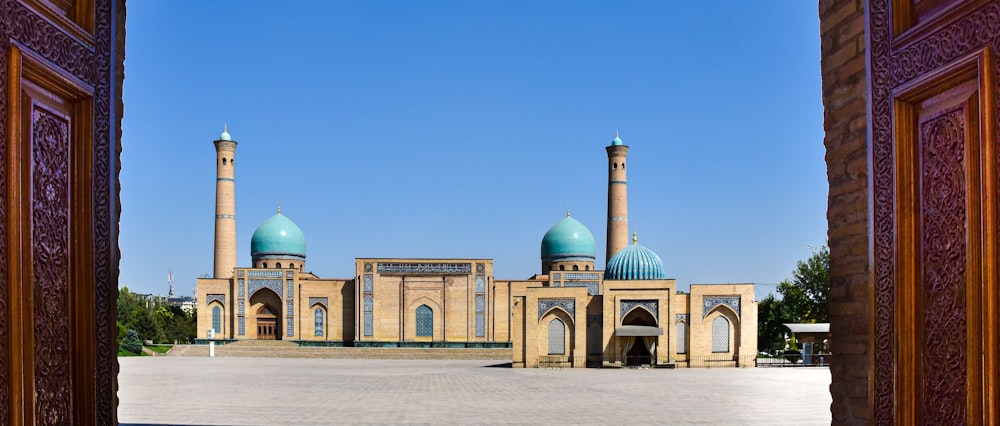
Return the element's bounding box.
[540,214,596,263]
[604,240,665,280]
[250,212,306,259]
[611,130,623,146]
[219,124,232,141]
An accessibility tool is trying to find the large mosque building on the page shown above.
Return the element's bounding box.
[196,128,756,367]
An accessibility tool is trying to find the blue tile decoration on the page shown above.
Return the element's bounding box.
[248,279,282,298]
[538,299,575,319]
[364,312,373,336]
[564,281,599,295]
[286,280,294,298]
[309,297,328,308]
[248,270,282,278]
[553,273,561,280]
[702,296,740,318]
[476,263,484,273]
[237,270,245,278]
[237,279,245,297]
[377,262,471,274]
[621,299,658,319]
[286,271,294,278]
[364,262,372,272]
[238,300,245,315]
[206,294,226,306]
[564,273,600,280]
[676,313,690,323]
[363,274,373,291]
[475,313,485,337]
[287,318,294,337]
[475,274,485,292]
[238,317,245,336]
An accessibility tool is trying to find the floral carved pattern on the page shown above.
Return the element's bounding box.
[920,107,968,421]
[31,106,71,423]
[869,0,1000,423]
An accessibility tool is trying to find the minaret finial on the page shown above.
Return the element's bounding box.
[616,128,620,138]
[566,208,571,217]
[633,229,637,244]
[224,122,228,133]
[277,203,281,214]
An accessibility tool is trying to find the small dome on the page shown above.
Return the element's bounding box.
[611,130,623,146]
[219,124,232,141]
[250,212,306,259]
[604,240,665,280]
[540,213,596,263]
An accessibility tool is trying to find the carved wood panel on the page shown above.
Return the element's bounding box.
[919,104,968,421]
[869,0,999,423]
[1,0,124,423]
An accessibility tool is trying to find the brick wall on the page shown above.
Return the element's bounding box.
[819,0,869,424]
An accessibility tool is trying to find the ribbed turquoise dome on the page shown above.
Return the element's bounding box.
[540,214,596,263]
[250,212,306,259]
[604,242,665,280]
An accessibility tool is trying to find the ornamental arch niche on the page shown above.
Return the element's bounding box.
[620,305,658,366]
[704,306,739,356]
[538,308,574,358]
[249,288,283,340]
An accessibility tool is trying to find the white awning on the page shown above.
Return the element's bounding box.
[615,325,664,336]
[783,323,830,333]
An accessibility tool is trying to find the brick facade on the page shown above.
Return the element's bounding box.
[819,0,869,423]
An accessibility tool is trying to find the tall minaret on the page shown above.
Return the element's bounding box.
[213,125,237,278]
[606,130,629,262]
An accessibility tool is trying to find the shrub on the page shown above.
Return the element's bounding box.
[122,329,142,355]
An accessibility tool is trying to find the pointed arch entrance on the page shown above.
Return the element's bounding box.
[619,307,660,366]
[249,288,283,340]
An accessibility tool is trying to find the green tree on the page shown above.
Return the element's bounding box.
[757,245,830,353]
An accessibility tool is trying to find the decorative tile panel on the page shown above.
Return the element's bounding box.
[238,317,245,336]
[287,318,294,337]
[675,313,689,323]
[237,279,245,297]
[377,262,471,274]
[476,274,485,292]
[309,297,328,308]
[538,299,575,319]
[285,271,294,278]
[553,273,561,280]
[702,296,740,318]
[237,270,245,278]
[206,294,226,306]
[286,280,294,298]
[476,263,484,273]
[364,312,373,336]
[248,270,282,277]
[248,279,282,298]
[238,300,245,315]
[621,300,658,318]
[565,281,599,295]
[363,274,373,291]
[564,273,600,280]
[364,262,372,272]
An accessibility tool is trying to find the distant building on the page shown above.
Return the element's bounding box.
[196,128,756,367]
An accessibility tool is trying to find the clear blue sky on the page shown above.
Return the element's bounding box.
[120,1,826,300]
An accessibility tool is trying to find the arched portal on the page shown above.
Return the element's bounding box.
[621,307,658,366]
[249,288,283,340]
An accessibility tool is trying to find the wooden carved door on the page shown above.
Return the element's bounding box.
[1,0,124,424]
[868,0,1000,423]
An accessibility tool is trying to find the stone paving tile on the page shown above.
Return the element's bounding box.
[118,358,831,425]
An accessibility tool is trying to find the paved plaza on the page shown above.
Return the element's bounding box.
[119,357,832,425]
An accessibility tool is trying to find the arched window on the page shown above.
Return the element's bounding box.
[416,305,433,337]
[276,262,282,269]
[677,321,688,354]
[548,318,566,355]
[212,306,221,333]
[222,157,227,165]
[262,262,267,269]
[585,265,590,271]
[613,163,618,170]
[314,308,324,336]
[712,316,730,353]
[559,265,565,271]
[572,265,579,271]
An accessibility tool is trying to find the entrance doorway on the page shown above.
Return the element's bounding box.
[620,307,660,366]
[257,307,277,340]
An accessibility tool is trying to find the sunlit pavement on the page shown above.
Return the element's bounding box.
[118,357,831,425]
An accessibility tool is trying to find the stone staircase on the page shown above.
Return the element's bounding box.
[167,341,511,360]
